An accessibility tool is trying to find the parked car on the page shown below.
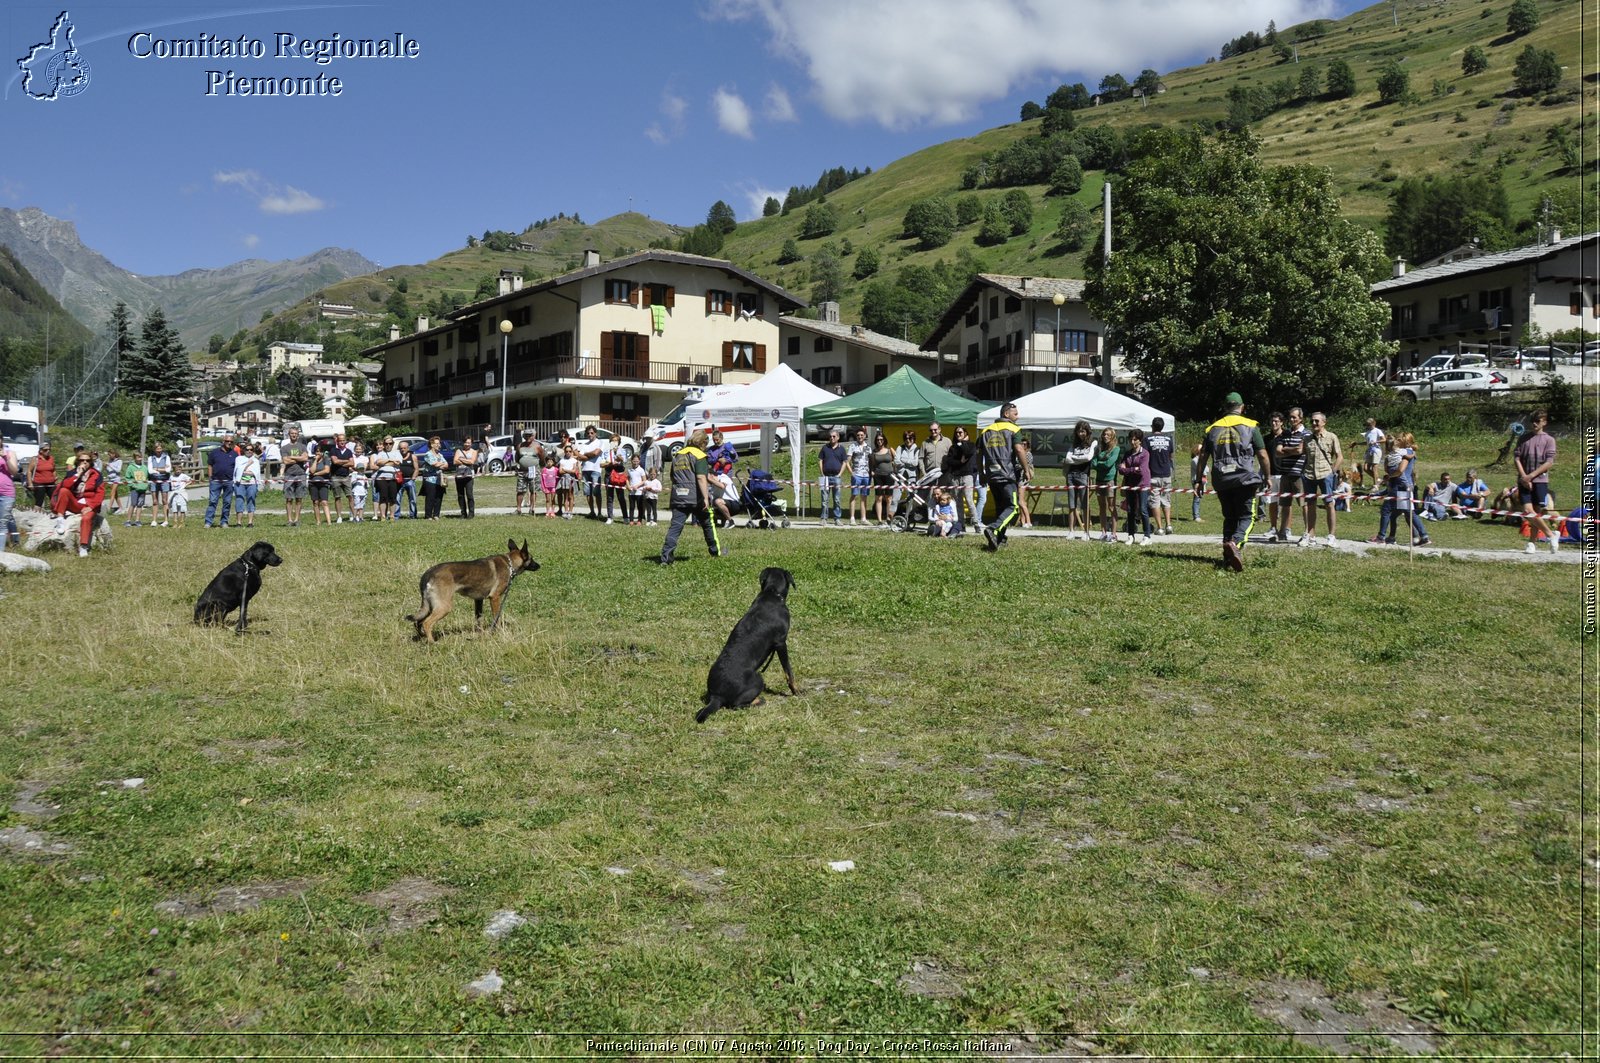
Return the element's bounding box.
[1389,368,1510,401]
[1511,345,1571,370]
[1395,352,1490,382]
[538,427,639,463]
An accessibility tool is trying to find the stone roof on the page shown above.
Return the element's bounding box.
[781,315,934,359]
[923,273,1088,349]
[1371,232,1594,294]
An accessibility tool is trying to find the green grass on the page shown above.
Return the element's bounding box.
[0,457,1589,1056]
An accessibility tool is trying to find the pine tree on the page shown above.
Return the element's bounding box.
[277,369,324,421]
[706,200,738,235]
[127,307,194,436]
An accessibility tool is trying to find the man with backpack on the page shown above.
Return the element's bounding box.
[1197,391,1271,572]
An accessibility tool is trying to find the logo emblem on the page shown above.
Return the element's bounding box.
[18,11,91,101]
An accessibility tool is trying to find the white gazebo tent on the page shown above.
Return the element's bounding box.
[977,379,1176,435]
[685,363,840,510]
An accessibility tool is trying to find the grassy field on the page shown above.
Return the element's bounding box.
[0,442,1590,1057]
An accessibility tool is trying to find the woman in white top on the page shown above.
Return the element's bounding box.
[370,435,403,522]
[234,443,263,528]
[454,437,481,519]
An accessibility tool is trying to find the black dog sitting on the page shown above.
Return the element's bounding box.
[698,566,797,724]
[194,541,283,633]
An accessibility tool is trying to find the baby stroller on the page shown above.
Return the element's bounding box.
[889,468,942,533]
[739,468,790,529]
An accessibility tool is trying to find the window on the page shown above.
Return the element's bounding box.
[706,289,733,315]
[988,296,999,319]
[873,364,888,382]
[1571,291,1584,317]
[786,335,800,357]
[1437,294,1471,325]
[811,366,841,387]
[647,283,675,308]
[600,331,650,379]
[601,392,647,418]
[1004,295,1022,313]
[964,305,979,327]
[813,336,834,352]
[606,279,636,305]
[736,292,764,318]
[722,341,766,371]
[445,333,454,350]
[1057,329,1091,352]
[541,393,573,421]
[513,306,532,326]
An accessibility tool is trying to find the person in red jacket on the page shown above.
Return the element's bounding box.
[52,452,106,557]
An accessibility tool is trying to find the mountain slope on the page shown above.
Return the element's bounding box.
[0,243,95,352]
[715,0,1584,324]
[0,207,378,349]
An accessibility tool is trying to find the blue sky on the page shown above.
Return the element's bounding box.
[2,0,1358,277]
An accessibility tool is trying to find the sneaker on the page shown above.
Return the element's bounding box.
[1550,538,1560,554]
[1367,536,1385,544]
[605,518,613,525]
[77,546,88,558]
[1526,542,1538,554]
[982,526,997,550]
[1325,533,1336,546]
[1223,539,1243,572]
[1266,530,1279,543]
[1296,534,1310,547]
[1416,538,1432,547]
[123,520,133,526]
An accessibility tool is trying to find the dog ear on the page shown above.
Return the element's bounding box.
[786,569,796,592]
[520,539,530,557]
[507,538,518,554]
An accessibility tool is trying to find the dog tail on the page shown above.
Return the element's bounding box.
[696,695,725,725]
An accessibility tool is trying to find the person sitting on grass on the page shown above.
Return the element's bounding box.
[928,487,961,538]
[1453,468,1489,519]
[1422,471,1456,521]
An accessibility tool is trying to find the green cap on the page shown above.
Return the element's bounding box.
[1223,391,1243,406]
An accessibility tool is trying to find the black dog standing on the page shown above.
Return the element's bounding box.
[698,566,797,724]
[194,541,283,633]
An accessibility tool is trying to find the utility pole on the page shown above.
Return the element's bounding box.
[1101,182,1114,389]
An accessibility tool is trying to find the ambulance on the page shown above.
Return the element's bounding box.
[0,399,45,463]
[643,389,786,460]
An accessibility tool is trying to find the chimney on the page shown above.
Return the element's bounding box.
[1020,277,1030,292]
[388,324,400,341]
[1393,257,1407,278]
[497,270,523,295]
[1550,226,1562,243]
[583,248,600,268]
[820,301,840,323]
[415,316,429,333]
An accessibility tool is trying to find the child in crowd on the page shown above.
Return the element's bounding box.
[641,466,661,526]
[539,453,559,518]
[626,455,646,525]
[168,471,191,527]
[928,488,960,538]
[1334,469,1352,513]
[124,452,148,527]
[351,470,369,522]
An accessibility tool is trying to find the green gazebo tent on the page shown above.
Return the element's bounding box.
[804,366,989,426]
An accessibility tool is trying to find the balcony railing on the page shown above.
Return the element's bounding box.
[939,349,1096,383]
[379,357,724,413]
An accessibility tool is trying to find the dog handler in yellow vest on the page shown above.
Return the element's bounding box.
[1197,391,1271,572]
[658,430,724,565]
[979,401,1028,551]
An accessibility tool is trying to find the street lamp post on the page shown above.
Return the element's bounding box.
[1052,292,1066,386]
[498,318,513,438]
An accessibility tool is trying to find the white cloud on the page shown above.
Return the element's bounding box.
[739,183,787,219]
[212,169,327,214]
[241,233,260,249]
[259,186,325,214]
[713,87,754,138]
[712,0,1338,129]
[763,84,796,122]
[645,89,689,144]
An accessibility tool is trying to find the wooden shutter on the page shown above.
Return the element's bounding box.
[637,334,650,377]
[754,343,767,372]
[724,292,735,316]
[1087,332,1099,353]
[705,290,716,314]
[663,285,675,309]
[721,341,734,370]
[600,332,615,360]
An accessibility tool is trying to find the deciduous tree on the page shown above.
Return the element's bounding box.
[1461,45,1488,76]
[1326,59,1357,99]
[1512,45,1561,95]
[1083,129,1391,419]
[1506,0,1540,35]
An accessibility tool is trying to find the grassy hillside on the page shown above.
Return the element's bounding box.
[0,244,95,351]
[719,0,1584,323]
[257,214,681,349]
[255,0,1583,348]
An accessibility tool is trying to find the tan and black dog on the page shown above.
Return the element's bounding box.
[408,538,539,643]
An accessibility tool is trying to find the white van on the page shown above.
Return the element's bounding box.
[0,399,45,463]
[645,393,786,459]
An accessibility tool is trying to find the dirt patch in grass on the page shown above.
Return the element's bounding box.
[677,867,728,896]
[198,738,295,763]
[354,876,458,933]
[1251,977,1438,1055]
[155,878,317,918]
[10,780,64,820]
[898,957,964,999]
[1345,792,1419,814]
[0,825,75,858]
